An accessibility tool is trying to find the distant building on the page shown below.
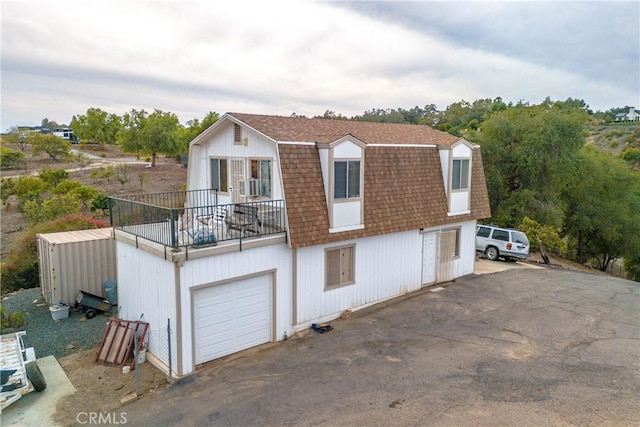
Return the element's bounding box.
[614,107,640,122]
[16,125,79,142]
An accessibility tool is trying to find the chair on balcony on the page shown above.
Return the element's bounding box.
[225,204,260,237]
[205,206,229,240]
[178,211,217,246]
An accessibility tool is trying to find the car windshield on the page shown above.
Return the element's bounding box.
[512,231,529,245]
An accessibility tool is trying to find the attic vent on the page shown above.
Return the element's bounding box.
[233,124,242,145]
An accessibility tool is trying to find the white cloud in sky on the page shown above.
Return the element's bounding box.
[1,0,638,131]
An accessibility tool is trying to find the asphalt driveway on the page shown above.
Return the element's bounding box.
[121,267,639,426]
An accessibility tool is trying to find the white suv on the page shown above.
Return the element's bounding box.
[476,225,530,261]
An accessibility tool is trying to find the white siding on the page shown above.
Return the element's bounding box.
[334,140,362,158]
[318,148,330,207]
[295,231,423,327]
[116,242,178,375]
[439,149,449,196]
[187,122,282,200]
[452,143,471,157]
[178,243,292,374]
[296,221,477,328]
[332,201,362,229]
[450,191,470,212]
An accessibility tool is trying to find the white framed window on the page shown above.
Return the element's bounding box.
[334,160,361,199]
[210,158,228,192]
[452,159,470,190]
[250,159,271,197]
[325,244,355,289]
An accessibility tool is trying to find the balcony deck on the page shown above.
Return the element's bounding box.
[110,189,286,250]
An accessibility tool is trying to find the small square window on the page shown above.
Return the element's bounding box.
[326,245,355,289]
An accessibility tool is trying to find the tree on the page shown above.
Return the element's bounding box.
[70,108,122,144]
[114,163,131,188]
[40,118,60,130]
[432,98,503,136]
[562,145,640,271]
[477,101,589,228]
[117,108,180,167]
[3,126,30,151]
[0,146,26,169]
[29,133,71,161]
[176,111,219,155]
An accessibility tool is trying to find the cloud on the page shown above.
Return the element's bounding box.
[1,0,638,131]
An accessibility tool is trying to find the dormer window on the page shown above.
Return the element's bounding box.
[452,159,470,190]
[334,160,360,199]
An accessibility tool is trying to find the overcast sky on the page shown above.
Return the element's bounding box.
[1,0,638,131]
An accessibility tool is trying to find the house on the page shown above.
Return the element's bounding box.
[614,107,640,122]
[110,113,491,377]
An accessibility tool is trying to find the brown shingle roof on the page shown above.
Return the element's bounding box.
[229,113,491,248]
[229,113,459,145]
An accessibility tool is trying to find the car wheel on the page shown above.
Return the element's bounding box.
[25,361,47,392]
[486,246,499,261]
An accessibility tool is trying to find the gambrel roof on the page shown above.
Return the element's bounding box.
[227,113,491,248]
[229,113,460,146]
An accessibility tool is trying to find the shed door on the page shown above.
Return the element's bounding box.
[438,230,457,282]
[194,274,272,365]
[421,232,437,285]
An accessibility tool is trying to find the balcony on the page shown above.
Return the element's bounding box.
[109,189,286,249]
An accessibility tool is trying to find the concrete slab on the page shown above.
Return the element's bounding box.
[2,356,76,426]
[474,257,541,275]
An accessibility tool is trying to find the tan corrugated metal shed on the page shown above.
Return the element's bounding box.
[37,228,117,305]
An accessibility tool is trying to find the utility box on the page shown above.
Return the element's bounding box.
[37,228,117,306]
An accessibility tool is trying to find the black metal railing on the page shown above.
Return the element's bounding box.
[109,189,285,248]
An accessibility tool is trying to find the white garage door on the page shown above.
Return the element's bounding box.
[194,274,272,364]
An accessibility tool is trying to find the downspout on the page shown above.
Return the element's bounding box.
[173,259,183,377]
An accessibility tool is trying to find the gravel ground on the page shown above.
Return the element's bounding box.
[1,287,110,358]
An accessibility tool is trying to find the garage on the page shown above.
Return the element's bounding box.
[193,273,273,365]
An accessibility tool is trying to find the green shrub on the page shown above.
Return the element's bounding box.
[39,167,68,187]
[610,141,620,149]
[519,216,567,256]
[23,193,82,224]
[0,307,27,330]
[91,193,109,213]
[90,166,114,182]
[6,175,46,198]
[0,146,26,169]
[53,180,83,194]
[620,147,640,163]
